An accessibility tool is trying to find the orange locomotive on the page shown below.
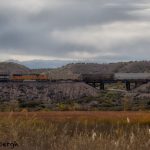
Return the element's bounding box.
[11,74,49,81]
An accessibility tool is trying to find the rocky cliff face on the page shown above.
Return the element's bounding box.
[0,82,99,102]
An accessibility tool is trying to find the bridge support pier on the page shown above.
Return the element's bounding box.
[100,82,104,90]
[92,82,96,88]
[126,82,131,91]
[135,82,138,88]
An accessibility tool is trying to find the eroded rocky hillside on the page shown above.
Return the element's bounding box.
[0,82,99,101]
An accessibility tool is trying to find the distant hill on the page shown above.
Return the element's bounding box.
[6,59,75,69]
[63,63,125,74]
[0,62,30,74]
[64,61,150,74]
[44,61,150,80]
[1,60,150,77]
[118,61,150,73]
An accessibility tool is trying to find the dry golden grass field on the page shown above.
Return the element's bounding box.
[0,111,150,150]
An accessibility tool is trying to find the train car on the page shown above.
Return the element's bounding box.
[10,74,49,81]
[81,74,114,82]
[0,74,10,82]
[114,73,150,81]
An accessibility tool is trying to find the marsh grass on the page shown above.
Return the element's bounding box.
[0,112,149,150]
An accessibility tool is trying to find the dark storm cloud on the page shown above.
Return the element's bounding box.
[0,0,150,61]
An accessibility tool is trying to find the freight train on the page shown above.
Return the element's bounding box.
[0,73,150,82]
[0,74,49,82]
[81,73,150,82]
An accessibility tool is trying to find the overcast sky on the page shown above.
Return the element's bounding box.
[0,0,150,62]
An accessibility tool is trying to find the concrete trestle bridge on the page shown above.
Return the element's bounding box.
[82,73,150,91]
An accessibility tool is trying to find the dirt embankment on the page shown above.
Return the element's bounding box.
[0,82,99,101]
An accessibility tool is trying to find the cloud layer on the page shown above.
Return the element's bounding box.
[0,0,150,62]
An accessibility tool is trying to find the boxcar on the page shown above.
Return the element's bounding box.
[81,74,114,82]
[114,73,150,80]
[0,74,10,82]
